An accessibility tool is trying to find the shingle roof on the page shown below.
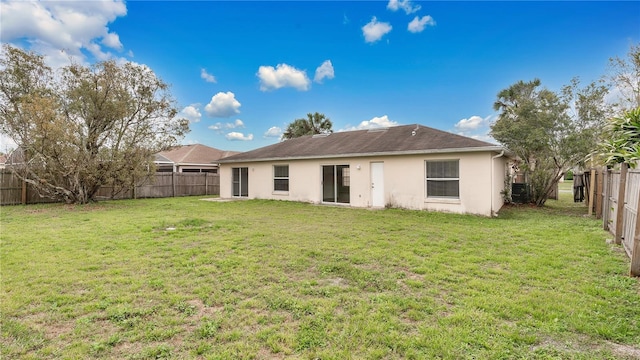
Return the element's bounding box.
[153,153,173,163]
[157,144,240,165]
[220,124,502,163]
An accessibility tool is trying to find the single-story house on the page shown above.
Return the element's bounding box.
[154,144,240,173]
[218,124,512,216]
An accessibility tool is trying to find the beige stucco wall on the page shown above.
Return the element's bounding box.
[219,151,508,216]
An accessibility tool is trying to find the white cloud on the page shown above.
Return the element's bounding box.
[257,63,311,91]
[314,60,335,84]
[454,115,485,131]
[102,32,123,50]
[408,15,436,33]
[387,0,421,14]
[176,105,202,123]
[454,115,496,142]
[181,138,200,145]
[200,68,217,83]
[0,0,128,66]
[225,132,254,141]
[362,17,392,43]
[209,119,245,133]
[86,42,111,61]
[264,126,283,138]
[204,92,241,118]
[342,115,400,131]
[471,134,496,142]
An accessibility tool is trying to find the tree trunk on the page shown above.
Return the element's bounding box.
[535,172,564,207]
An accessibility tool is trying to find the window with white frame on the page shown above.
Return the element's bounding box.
[273,165,289,192]
[426,160,459,199]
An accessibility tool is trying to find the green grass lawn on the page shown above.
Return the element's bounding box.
[1,193,639,359]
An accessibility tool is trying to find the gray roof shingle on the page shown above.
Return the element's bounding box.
[220,124,501,163]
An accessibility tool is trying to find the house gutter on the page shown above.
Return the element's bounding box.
[491,150,505,217]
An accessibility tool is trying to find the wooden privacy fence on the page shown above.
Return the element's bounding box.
[599,164,640,276]
[0,171,220,205]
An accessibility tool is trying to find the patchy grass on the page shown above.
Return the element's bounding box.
[1,193,638,359]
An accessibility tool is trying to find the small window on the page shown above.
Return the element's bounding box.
[426,160,459,198]
[273,165,289,192]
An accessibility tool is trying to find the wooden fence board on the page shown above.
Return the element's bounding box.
[0,171,220,205]
[602,167,640,276]
[622,170,640,257]
[608,171,620,236]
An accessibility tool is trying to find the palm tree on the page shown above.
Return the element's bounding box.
[282,112,333,140]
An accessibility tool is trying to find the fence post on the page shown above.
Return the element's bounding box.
[595,167,604,219]
[172,172,176,197]
[205,173,209,195]
[615,163,628,245]
[21,180,27,205]
[588,167,596,216]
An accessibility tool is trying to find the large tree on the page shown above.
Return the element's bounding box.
[599,44,640,167]
[0,45,189,204]
[491,78,610,206]
[607,43,640,112]
[282,112,333,140]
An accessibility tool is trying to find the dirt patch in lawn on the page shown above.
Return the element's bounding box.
[187,299,224,320]
[608,341,640,359]
[200,198,246,202]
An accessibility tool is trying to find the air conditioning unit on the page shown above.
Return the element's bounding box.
[511,183,530,204]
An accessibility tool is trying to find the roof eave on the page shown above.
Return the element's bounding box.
[173,162,220,167]
[219,146,508,164]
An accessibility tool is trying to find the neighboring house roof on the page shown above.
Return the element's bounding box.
[3,148,25,165]
[153,153,173,163]
[220,124,504,163]
[156,144,240,165]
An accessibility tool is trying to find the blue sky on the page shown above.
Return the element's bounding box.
[1,1,639,152]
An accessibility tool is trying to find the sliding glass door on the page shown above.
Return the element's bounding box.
[322,165,350,204]
[232,167,248,197]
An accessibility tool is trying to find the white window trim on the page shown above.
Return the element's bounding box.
[425,159,460,201]
[273,164,289,195]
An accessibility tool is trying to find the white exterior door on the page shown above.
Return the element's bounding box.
[371,162,384,207]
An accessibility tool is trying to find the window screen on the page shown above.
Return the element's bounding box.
[426,160,459,198]
[273,165,289,191]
